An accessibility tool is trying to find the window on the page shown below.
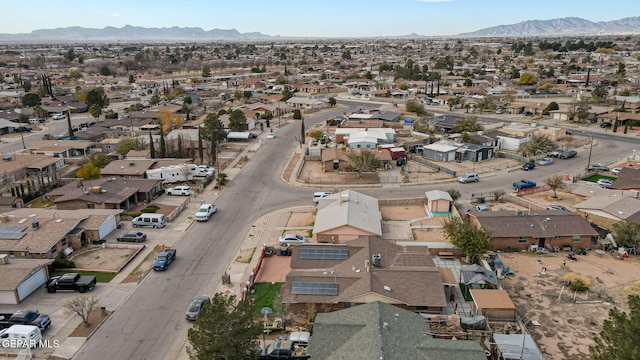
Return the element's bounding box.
[61,239,67,246]
[572,235,581,243]
[87,203,95,209]
[518,236,528,243]
[50,246,57,254]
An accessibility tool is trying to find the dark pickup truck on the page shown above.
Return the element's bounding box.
[513,179,537,190]
[0,310,51,331]
[152,248,176,271]
[46,273,97,293]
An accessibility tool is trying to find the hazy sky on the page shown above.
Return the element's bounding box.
[3,0,639,37]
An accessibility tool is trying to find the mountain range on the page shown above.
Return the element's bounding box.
[0,17,639,43]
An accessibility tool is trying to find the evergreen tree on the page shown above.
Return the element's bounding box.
[159,127,166,158]
[149,131,155,158]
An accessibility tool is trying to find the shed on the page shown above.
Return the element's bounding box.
[469,289,516,321]
[425,190,453,213]
[226,132,251,141]
[493,334,544,360]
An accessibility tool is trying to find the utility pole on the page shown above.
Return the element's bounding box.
[586,133,593,171]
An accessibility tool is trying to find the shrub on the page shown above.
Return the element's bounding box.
[54,258,75,269]
[140,205,160,214]
[562,273,591,292]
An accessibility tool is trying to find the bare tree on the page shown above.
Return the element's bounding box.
[546,174,566,198]
[63,295,99,327]
[493,189,506,201]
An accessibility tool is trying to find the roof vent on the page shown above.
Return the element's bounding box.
[372,254,382,267]
[31,221,39,230]
[383,286,391,291]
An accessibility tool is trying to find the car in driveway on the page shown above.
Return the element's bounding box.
[538,157,554,166]
[521,162,535,171]
[51,113,66,120]
[600,122,612,128]
[267,133,276,139]
[611,167,622,175]
[596,179,614,187]
[116,231,147,242]
[165,186,191,196]
[559,150,577,159]
[195,204,217,221]
[589,164,610,172]
[547,205,570,212]
[278,233,308,245]
[185,295,210,321]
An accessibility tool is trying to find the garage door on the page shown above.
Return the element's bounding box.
[16,267,47,302]
[98,214,117,240]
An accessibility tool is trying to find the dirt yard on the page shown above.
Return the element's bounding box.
[70,246,140,272]
[499,251,640,360]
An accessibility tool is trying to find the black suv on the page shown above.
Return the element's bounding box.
[521,162,535,171]
[600,122,612,128]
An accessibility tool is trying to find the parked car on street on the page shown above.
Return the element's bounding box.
[547,150,561,158]
[52,113,66,120]
[278,234,308,245]
[185,295,210,321]
[195,204,217,222]
[538,158,554,166]
[116,231,147,242]
[521,162,535,171]
[589,164,610,172]
[267,133,276,139]
[559,150,577,159]
[457,172,479,183]
[165,186,191,196]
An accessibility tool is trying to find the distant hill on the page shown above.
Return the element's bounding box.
[0,25,274,43]
[0,17,639,43]
[458,16,640,37]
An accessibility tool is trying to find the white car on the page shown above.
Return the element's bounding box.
[611,167,622,175]
[165,186,191,196]
[596,179,614,188]
[267,133,276,139]
[197,165,214,176]
[195,204,217,221]
[52,113,66,120]
[278,233,308,245]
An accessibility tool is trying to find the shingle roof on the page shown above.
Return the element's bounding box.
[310,301,486,360]
[470,211,598,237]
[283,237,447,309]
[314,190,382,236]
[611,167,640,189]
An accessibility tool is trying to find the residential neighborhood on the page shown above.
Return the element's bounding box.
[0,29,640,360]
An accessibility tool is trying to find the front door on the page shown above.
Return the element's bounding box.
[538,238,546,248]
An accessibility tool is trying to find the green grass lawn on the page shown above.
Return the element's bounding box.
[250,282,284,316]
[584,174,616,182]
[50,271,117,283]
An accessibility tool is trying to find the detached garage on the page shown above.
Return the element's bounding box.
[0,257,52,304]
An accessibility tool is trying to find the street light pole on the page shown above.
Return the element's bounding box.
[586,133,593,171]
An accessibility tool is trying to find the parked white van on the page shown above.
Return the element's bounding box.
[313,192,332,203]
[0,325,42,348]
[132,214,167,228]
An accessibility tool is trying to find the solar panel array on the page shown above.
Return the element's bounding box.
[291,281,338,295]
[299,247,349,260]
[0,226,27,240]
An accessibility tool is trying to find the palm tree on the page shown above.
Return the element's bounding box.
[89,104,102,123]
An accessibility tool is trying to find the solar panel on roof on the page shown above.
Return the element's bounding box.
[291,282,338,295]
[0,226,27,240]
[299,247,349,260]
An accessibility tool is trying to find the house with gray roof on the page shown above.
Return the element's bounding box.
[573,195,640,229]
[309,301,486,360]
[467,210,599,250]
[281,236,448,315]
[313,190,382,243]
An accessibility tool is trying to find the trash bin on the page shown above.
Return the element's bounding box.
[477,197,485,204]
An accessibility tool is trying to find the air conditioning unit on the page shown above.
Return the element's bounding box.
[0,254,10,264]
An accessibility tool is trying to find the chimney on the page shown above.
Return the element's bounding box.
[340,192,349,203]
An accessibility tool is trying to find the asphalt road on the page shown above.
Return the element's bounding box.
[73,104,369,360]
